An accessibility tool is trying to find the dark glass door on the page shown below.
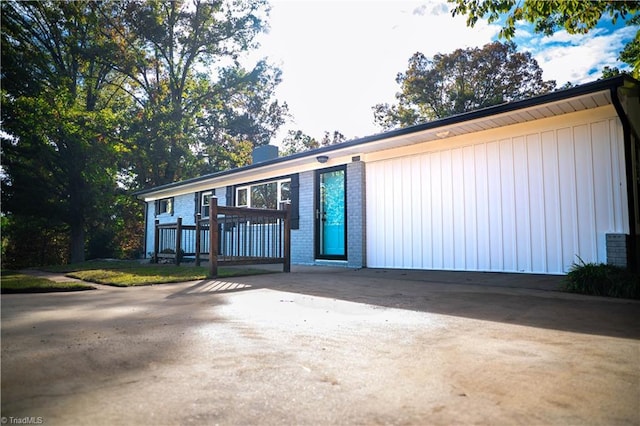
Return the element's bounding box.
[316,166,346,259]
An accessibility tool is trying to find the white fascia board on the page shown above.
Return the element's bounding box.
[140,90,614,202]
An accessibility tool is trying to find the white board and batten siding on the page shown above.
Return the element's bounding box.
[366,107,629,274]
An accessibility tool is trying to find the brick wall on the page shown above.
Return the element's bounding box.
[214,187,227,207]
[347,160,366,268]
[291,170,315,264]
[606,233,628,268]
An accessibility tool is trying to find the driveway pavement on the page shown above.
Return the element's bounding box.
[2,267,639,425]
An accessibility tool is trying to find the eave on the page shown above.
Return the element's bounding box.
[135,75,636,201]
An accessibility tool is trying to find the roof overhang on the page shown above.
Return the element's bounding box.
[135,75,637,201]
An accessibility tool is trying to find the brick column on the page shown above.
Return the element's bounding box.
[347,159,366,268]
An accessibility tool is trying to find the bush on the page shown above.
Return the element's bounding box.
[563,258,640,299]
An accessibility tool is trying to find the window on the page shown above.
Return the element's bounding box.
[237,188,248,207]
[156,197,173,215]
[235,178,291,209]
[201,192,213,217]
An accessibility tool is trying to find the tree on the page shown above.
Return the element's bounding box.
[320,130,347,147]
[1,1,128,263]
[280,130,320,156]
[373,41,556,130]
[106,0,287,187]
[449,0,640,78]
[1,0,288,266]
[280,130,346,156]
[194,60,289,174]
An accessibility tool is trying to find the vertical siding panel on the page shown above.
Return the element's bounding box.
[376,163,386,267]
[398,157,411,268]
[527,134,546,272]
[558,127,579,271]
[452,148,466,269]
[365,164,372,265]
[441,150,454,269]
[422,153,433,268]
[487,141,503,271]
[383,161,403,266]
[591,120,614,263]
[388,162,402,267]
[408,158,416,267]
[431,152,444,268]
[410,156,423,268]
[609,118,628,232]
[499,139,517,271]
[474,143,490,270]
[403,157,412,267]
[404,157,414,268]
[541,130,562,273]
[365,163,378,267]
[370,162,380,267]
[463,145,478,270]
[513,136,531,272]
[378,162,389,267]
[574,124,597,262]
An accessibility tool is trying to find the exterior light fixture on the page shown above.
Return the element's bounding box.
[316,155,329,164]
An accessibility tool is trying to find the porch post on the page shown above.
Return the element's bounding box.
[283,202,291,273]
[195,213,201,267]
[209,197,218,277]
[175,217,182,266]
[153,219,160,264]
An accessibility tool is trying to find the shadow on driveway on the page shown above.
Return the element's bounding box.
[170,266,640,340]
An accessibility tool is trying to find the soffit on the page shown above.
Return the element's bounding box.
[139,89,613,200]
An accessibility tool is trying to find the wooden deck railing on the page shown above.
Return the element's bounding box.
[154,198,291,277]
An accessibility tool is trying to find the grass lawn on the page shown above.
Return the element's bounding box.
[41,260,274,287]
[1,270,95,293]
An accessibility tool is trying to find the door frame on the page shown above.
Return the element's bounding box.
[315,165,347,260]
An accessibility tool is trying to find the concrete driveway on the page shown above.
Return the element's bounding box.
[2,267,639,425]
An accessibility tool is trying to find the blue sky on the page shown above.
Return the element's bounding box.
[248,0,636,144]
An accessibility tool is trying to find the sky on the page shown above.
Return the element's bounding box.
[247,0,637,144]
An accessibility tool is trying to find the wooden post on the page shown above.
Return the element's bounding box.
[209,197,218,277]
[283,202,291,273]
[153,219,160,264]
[175,217,182,266]
[195,213,201,267]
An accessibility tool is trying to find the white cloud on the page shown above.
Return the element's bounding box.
[534,25,635,84]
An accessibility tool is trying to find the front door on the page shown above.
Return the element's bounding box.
[316,166,346,260]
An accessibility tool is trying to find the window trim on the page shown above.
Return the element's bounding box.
[200,191,213,217]
[235,177,291,209]
[156,197,174,216]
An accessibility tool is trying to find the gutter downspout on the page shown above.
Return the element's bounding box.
[611,83,639,272]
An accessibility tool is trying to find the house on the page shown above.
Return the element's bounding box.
[136,75,640,274]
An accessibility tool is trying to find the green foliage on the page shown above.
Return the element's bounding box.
[40,260,273,286]
[281,130,320,156]
[563,258,640,299]
[111,1,287,185]
[1,271,95,293]
[1,0,130,263]
[1,216,70,269]
[601,66,622,79]
[67,267,205,286]
[374,41,555,130]
[1,0,287,267]
[280,130,346,156]
[449,0,640,78]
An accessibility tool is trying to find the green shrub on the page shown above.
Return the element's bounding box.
[563,258,640,299]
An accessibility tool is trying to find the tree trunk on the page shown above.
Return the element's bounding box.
[70,222,86,263]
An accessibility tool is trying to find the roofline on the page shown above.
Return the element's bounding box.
[134,74,637,197]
